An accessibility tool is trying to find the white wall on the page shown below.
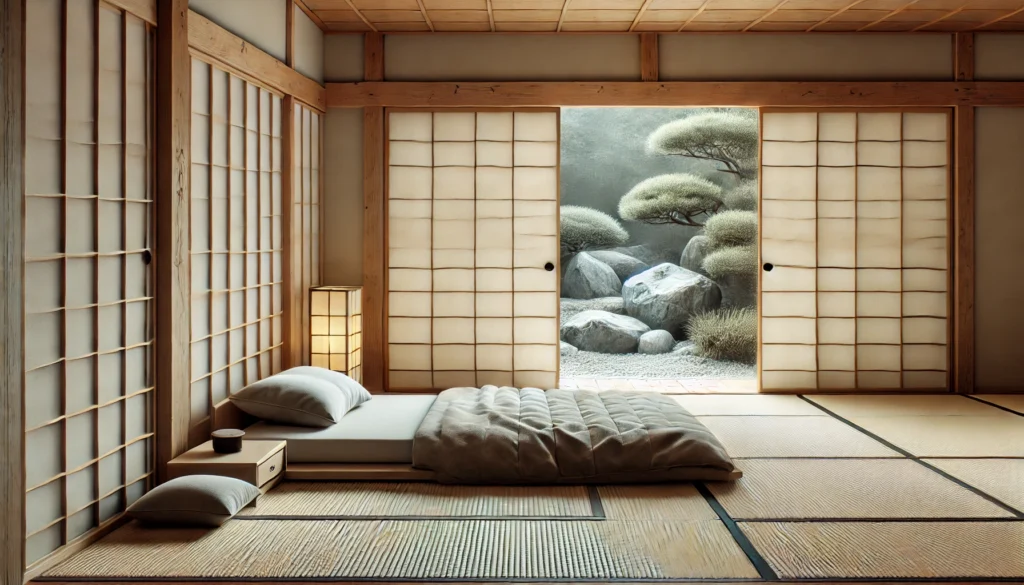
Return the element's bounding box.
[325,34,364,82]
[976,33,1024,80]
[189,0,288,62]
[293,4,324,83]
[322,108,363,285]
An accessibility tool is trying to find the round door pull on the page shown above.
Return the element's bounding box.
[763,262,774,272]
[544,262,555,272]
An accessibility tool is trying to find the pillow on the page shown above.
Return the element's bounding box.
[126,475,259,527]
[230,373,358,427]
[280,366,372,410]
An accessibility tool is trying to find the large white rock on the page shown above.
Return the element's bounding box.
[560,310,650,354]
[623,263,722,338]
[562,252,621,299]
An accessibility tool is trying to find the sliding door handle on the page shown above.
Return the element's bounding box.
[544,262,555,272]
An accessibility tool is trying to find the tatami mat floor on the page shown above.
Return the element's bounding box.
[42,393,1024,583]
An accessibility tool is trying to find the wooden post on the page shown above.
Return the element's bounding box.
[640,33,658,82]
[364,32,384,82]
[156,0,191,479]
[282,96,297,368]
[362,107,385,394]
[0,0,25,580]
[954,33,975,394]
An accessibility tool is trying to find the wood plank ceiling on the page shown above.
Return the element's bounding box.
[301,0,1024,33]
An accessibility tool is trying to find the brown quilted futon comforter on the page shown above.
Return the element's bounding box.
[411,385,739,484]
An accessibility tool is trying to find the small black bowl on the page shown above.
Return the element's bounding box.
[211,428,245,454]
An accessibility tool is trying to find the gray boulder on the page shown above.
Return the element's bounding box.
[562,252,621,300]
[622,263,722,338]
[560,297,626,323]
[560,341,579,356]
[609,244,674,267]
[638,330,675,355]
[587,250,650,282]
[679,235,711,277]
[672,341,697,356]
[560,310,650,354]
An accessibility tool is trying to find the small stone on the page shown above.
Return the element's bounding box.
[638,330,675,355]
[560,341,579,356]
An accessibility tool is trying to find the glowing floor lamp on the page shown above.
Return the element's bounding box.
[309,286,362,383]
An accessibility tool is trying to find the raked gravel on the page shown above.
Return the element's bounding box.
[559,297,756,380]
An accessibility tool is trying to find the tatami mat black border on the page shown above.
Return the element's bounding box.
[966,395,1024,417]
[695,483,779,582]
[797,395,1024,518]
[588,485,606,519]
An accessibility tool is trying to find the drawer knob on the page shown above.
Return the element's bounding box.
[269,465,276,472]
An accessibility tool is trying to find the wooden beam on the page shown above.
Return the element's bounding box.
[628,0,654,32]
[954,109,975,394]
[486,0,495,32]
[282,96,297,370]
[556,0,572,32]
[156,0,191,481]
[0,0,24,581]
[414,0,434,32]
[743,0,791,32]
[105,0,157,25]
[362,107,385,394]
[187,10,326,112]
[326,81,1024,109]
[858,0,919,31]
[912,4,969,32]
[973,6,1024,30]
[640,33,658,82]
[343,0,378,32]
[364,33,384,82]
[955,32,975,81]
[294,0,329,33]
[806,0,867,32]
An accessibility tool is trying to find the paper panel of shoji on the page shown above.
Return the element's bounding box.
[387,110,559,391]
[289,102,322,368]
[23,0,154,567]
[190,58,283,436]
[760,110,950,392]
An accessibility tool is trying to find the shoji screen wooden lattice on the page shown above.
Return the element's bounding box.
[190,59,284,435]
[759,110,951,391]
[288,102,322,366]
[386,110,560,391]
[23,0,154,566]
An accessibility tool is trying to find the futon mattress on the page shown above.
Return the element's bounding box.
[411,386,739,483]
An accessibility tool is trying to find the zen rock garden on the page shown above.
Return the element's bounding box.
[558,108,759,379]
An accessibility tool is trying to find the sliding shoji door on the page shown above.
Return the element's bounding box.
[190,59,283,437]
[759,110,951,391]
[288,102,322,366]
[23,0,154,567]
[386,110,560,391]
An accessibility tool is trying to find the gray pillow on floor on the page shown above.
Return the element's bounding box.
[230,371,366,427]
[127,475,259,527]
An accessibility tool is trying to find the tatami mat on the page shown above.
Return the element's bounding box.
[741,521,1024,579]
[697,415,901,458]
[237,482,594,518]
[848,415,1024,457]
[807,394,1011,418]
[925,458,1024,513]
[597,485,718,521]
[975,394,1024,415]
[708,459,1014,519]
[44,519,759,580]
[671,394,823,416]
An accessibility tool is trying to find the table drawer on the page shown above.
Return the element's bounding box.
[257,448,285,487]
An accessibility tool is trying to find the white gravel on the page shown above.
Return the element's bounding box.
[559,297,756,380]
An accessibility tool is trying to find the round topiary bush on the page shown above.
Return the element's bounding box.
[618,173,723,228]
[687,307,756,364]
[704,210,757,250]
[723,181,757,212]
[646,112,759,180]
[702,245,757,308]
[559,205,629,255]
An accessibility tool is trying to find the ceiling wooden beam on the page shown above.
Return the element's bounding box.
[743,0,791,32]
[295,0,329,34]
[679,0,713,31]
[557,0,572,33]
[911,2,971,32]
[105,0,157,26]
[806,0,868,32]
[414,0,435,32]
[326,81,1024,108]
[486,0,495,32]
[628,0,655,32]
[858,0,920,31]
[342,0,378,32]
[971,5,1024,30]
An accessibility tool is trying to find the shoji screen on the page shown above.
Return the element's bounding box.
[289,102,322,365]
[190,58,283,435]
[760,110,950,391]
[23,0,154,566]
[386,110,560,391]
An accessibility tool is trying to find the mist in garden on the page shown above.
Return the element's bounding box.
[558,107,758,380]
